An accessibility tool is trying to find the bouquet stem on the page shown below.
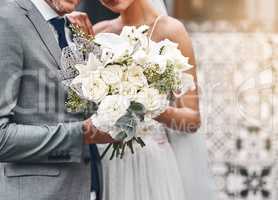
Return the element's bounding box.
[100,137,146,160]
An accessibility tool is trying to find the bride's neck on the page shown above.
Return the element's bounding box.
[120,0,159,27]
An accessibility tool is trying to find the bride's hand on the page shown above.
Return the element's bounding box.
[155,106,201,133]
[66,11,94,36]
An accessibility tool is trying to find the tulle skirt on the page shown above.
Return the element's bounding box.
[100,133,186,200]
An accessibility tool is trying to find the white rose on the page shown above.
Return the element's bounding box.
[101,64,123,85]
[136,88,169,118]
[91,114,111,133]
[91,114,121,138]
[127,65,148,87]
[97,95,131,125]
[133,50,149,66]
[81,75,108,103]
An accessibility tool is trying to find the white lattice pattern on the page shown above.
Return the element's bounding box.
[192,33,278,200]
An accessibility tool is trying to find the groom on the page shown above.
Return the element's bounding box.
[0,0,113,200]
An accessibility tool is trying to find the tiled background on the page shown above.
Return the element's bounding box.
[189,26,278,200]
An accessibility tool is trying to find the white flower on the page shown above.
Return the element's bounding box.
[149,54,168,74]
[101,64,123,85]
[71,53,103,88]
[136,88,169,118]
[133,50,149,66]
[95,32,133,62]
[153,39,193,71]
[100,48,115,64]
[136,34,149,50]
[91,114,121,138]
[120,26,149,49]
[97,95,131,125]
[175,73,196,98]
[120,26,136,39]
[156,39,179,51]
[81,74,109,103]
[169,50,193,71]
[117,81,139,100]
[87,53,103,70]
[71,70,99,88]
[137,25,150,35]
[127,65,148,87]
[73,53,102,81]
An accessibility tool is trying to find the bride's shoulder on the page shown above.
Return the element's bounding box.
[156,16,190,43]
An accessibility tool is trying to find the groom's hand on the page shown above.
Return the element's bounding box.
[67,12,94,36]
[83,119,115,144]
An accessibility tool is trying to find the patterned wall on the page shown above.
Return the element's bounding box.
[190,29,278,200]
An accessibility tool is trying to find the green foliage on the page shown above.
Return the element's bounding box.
[69,24,94,41]
[145,64,181,94]
[128,101,146,121]
[159,46,166,55]
[107,54,133,67]
[144,64,161,84]
[115,112,137,138]
[66,89,98,118]
[101,102,146,160]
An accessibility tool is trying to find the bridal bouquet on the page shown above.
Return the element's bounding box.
[61,25,195,160]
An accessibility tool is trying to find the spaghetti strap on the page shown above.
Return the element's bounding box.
[149,15,164,40]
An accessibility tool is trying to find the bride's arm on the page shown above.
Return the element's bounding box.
[155,18,201,133]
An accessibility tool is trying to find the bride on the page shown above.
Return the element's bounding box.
[68,0,207,199]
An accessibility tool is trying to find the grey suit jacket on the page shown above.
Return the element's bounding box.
[0,0,95,199]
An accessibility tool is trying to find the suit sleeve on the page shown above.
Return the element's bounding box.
[0,17,84,163]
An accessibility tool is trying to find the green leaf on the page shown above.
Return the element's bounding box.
[128,102,146,121]
[115,113,137,138]
[116,145,121,158]
[127,140,134,154]
[159,46,166,55]
[100,143,113,160]
[109,147,117,160]
[135,137,146,148]
[120,143,126,159]
[65,89,88,112]
[115,131,128,141]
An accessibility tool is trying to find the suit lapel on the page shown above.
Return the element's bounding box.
[16,0,62,68]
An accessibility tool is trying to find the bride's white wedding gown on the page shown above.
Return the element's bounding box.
[98,15,186,200]
[100,121,186,200]
[98,2,216,200]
